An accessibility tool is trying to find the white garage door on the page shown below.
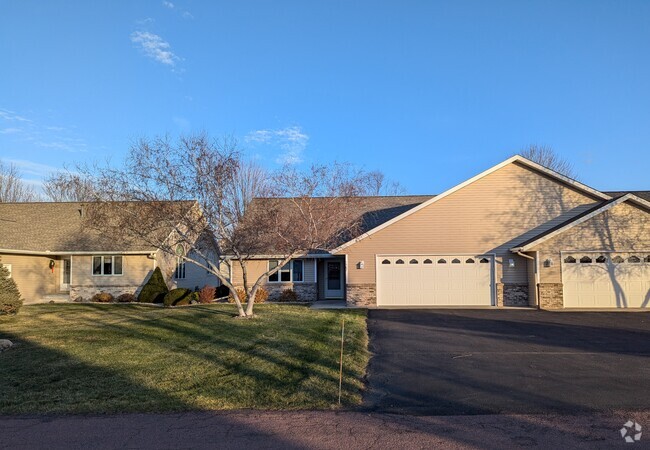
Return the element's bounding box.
[562,253,650,308]
[377,255,494,306]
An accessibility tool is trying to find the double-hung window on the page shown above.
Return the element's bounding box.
[92,256,123,276]
[269,260,303,282]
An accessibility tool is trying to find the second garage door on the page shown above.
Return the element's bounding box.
[562,252,650,308]
[377,255,494,306]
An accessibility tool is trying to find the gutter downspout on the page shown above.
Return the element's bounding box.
[514,250,541,310]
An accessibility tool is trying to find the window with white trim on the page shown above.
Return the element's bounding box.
[269,260,304,283]
[174,245,186,279]
[2,264,12,278]
[92,256,123,276]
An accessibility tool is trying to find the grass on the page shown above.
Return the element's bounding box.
[0,303,369,414]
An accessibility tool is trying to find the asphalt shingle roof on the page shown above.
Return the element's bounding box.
[0,201,193,253]
[604,191,650,202]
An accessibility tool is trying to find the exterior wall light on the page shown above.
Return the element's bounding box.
[357,261,365,269]
[544,258,554,267]
[508,259,515,268]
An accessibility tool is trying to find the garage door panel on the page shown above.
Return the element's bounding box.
[562,253,650,308]
[377,255,493,306]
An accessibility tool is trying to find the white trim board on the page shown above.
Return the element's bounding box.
[332,155,611,254]
[513,194,650,252]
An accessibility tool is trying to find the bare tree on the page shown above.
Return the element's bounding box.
[79,134,374,318]
[363,170,407,196]
[0,160,38,202]
[226,159,270,219]
[43,171,97,202]
[520,145,576,179]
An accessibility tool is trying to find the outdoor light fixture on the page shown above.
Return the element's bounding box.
[544,258,554,267]
[508,259,515,268]
[357,261,365,269]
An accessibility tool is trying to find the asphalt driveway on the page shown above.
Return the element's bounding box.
[363,309,650,415]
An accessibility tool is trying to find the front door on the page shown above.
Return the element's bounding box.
[325,261,344,299]
[60,257,71,292]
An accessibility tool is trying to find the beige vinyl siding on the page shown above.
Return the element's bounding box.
[230,258,316,286]
[339,161,601,285]
[0,254,59,303]
[531,201,650,284]
[72,254,154,287]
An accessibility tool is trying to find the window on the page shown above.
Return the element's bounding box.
[564,256,576,264]
[423,259,433,264]
[269,260,303,282]
[2,264,11,279]
[174,258,186,279]
[174,245,186,279]
[612,256,624,263]
[466,258,475,264]
[92,256,123,276]
[395,259,405,264]
[437,259,447,264]
[628,256,641,263]
[451,258,461,264]
[596,255,607,263]
[579,256,592,263]
[381,259,391,264]
[409,259,418,264]
[479,258,490,264]
[292,260,303,281]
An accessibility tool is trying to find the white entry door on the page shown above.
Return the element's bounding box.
[60,257,71,292]
[562,253,650,308]
[377,255,494,307]
[325,261,344,298]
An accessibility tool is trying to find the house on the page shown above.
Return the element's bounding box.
[0,201,220,303]
[232,155,650,309]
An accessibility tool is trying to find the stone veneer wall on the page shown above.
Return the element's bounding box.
[503,283,529,307]
[70,285,141,302]
[346,283,376,307]
[538,283,563,309]
[258,282,317,302]
[493,283,531,307]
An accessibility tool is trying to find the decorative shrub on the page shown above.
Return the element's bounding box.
[228,286,268,304]
[175,291,199,306]
[278,289,299,302]
[138,267,169,304]
[198,285,216,304]
[116,293,137,303]
[215,285,230,299]
[0,259,23,315]
[91,292,114,303]
[163,288,192,307]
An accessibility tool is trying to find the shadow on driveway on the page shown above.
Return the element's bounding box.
[362,309,650,415]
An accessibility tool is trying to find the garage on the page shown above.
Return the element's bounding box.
[376,255,494,306]
[562,252,650,308]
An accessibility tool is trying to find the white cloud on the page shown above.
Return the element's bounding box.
[182,11,194,19]
[0,107,88,153]
[130,31,179,67]
[0,108,32,123]
[246,126,309,165]
[162,1,174,8]
[4,159,61,178]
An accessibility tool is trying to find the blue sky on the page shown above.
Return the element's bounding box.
[1,0,649,194]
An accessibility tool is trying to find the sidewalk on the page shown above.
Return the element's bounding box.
[1,410,646,449]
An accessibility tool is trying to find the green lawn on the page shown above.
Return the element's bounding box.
[0,304,368,414]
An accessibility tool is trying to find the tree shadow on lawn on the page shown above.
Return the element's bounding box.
[6,304,367,411]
